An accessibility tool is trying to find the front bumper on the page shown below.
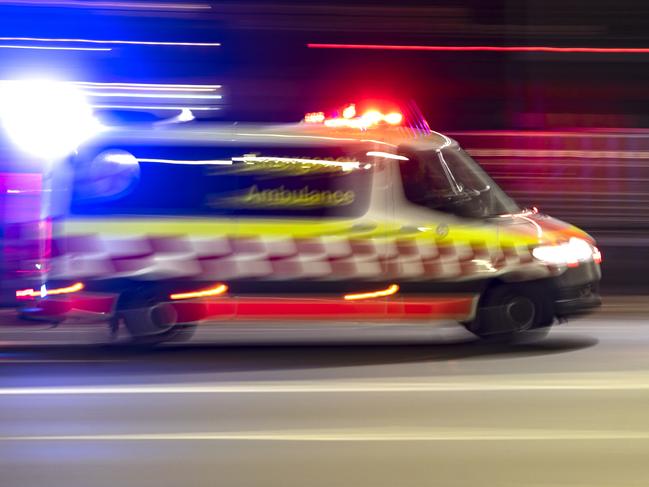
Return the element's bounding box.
[553,261,602,317]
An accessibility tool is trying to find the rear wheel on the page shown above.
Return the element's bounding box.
[467,282,554,343]
[117,286,196,344]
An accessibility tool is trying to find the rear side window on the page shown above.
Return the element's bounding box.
[70,145,373,218]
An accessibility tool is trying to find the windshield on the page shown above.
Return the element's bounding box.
[398,147,520,218]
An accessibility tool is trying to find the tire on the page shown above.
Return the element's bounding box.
[467,282,555,342]
[117,285,182,342]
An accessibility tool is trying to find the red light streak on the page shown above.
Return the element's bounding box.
[177,295,475,322]
[307,44,649,54]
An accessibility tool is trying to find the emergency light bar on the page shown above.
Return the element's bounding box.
[304,104,404,129]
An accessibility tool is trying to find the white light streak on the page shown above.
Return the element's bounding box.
[138,158,232,165]
[366,151,409,161]
[90,92,222,100]
[74,81,221,90]
[234,133,396,147]
[0,44,110,51]
[3,373,649,395]
[92,104,220,111]
[2,1,211,10]
[0,37,220,47]
[2,429,649,442]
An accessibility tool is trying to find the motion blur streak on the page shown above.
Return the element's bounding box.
[1,1,210,9]
[10,375,649,395]
[169,284,228,301]
[16,282,84,298]
[73,82,221,91]
[366,151,409,161]
[467,149,649,160]
[7,430,649,442]
[92,104,220,111]
[0,37,220,47]
[90,92,222,99]
[308,43,649,54]
[137,158,232,165]
[344,284,399,301]
[0,45,110,51]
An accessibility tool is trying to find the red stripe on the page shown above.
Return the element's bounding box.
[174,296,476,322]
[307,43,649,54]
[28,294,475,324]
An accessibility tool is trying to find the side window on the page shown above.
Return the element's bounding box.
[70,145,373,218]
[398,152,452,206]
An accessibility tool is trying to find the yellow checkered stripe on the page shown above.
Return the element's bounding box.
[50,218,544,282]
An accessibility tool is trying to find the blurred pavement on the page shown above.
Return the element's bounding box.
[1,307,649,486]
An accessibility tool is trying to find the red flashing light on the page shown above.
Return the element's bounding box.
[342,104,356,119]
[384,112,403,125]
[304,111,325,123]
[307,105,404,129]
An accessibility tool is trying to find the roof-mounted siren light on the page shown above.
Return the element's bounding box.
[0,79,102,160]
[304,111,325,124]
[342,103,356,119]
[303,103,404,129]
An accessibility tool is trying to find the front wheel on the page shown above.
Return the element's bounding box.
[467,282,555,342]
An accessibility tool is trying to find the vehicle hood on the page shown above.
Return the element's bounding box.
[497,212,594,246]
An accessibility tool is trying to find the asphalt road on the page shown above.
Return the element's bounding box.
[2,312,649,487]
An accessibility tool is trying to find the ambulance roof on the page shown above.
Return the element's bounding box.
[85,121,457,154]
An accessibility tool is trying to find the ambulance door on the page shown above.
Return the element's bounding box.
[357,150,398,321]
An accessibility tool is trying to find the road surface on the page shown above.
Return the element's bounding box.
[1,311,649,487]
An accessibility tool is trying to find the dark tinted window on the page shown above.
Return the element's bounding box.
[399,148,519,218]
[71,145,373,218]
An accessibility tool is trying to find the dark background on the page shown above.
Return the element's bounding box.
[0,1,647,127]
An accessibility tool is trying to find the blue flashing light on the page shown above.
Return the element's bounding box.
[0,79,102,160]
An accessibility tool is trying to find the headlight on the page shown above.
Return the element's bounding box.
[0,79,101,159]
[532,237,600,266]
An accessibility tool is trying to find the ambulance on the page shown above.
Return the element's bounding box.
[3,92,601,343]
